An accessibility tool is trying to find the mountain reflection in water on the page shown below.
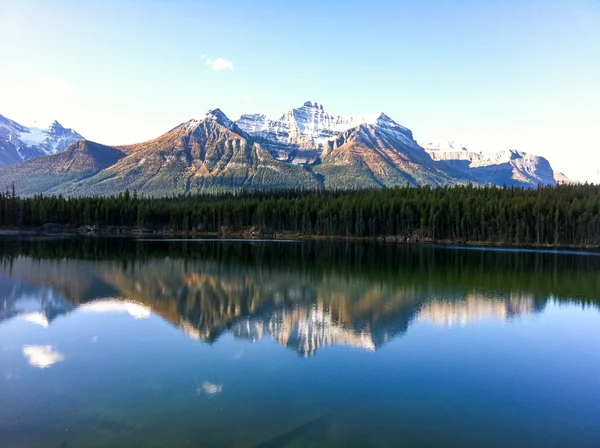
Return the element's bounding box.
[1,238,597,356]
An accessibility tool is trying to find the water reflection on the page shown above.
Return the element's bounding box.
[1,239,598,356]
[22,345,65,368]
[79,299,152,319]
[1,239,600,448]
[200,381,223,396]
[417,292,544,327]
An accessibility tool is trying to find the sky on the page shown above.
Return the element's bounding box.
[1,0,599,181]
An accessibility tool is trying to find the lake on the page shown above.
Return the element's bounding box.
[1,238,599,447]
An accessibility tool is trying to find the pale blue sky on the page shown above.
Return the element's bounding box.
[1,0,599,180]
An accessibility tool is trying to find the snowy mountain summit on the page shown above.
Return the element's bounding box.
[235,101,417,162]
[0,114,83,166]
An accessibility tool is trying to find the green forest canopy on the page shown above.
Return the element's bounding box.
[1,184,599,247]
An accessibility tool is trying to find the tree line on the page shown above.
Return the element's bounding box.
[1,184,599,247]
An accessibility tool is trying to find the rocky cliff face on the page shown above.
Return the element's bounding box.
[236,101,417,163]
[237,101,379,147]
[316,123,458,188]
[423,142,556,187]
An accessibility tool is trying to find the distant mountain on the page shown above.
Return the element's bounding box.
[0,104,562,196]
[422,141,557,187]
[554,171,580,185]
[0,140,127,195]
[0,114,83,167]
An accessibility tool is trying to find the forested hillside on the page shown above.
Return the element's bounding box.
[0,184,599,247]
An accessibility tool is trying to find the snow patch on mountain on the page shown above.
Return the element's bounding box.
[179,108,246,136]
[0,113,84,166]
[423,142,556,186]
[19,127,48,147]
[236,101,416,151]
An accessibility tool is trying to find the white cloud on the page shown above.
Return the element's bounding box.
[205,57,234,72]
[22,345,65,369]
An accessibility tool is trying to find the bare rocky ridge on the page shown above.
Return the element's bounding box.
[0,104,565,196]
[422,142,557,187]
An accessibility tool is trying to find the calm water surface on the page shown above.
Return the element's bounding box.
[0,238,599,447]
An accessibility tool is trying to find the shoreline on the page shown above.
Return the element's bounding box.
[1,227,599,252]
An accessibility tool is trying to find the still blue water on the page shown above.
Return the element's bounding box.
[0,239,599,447]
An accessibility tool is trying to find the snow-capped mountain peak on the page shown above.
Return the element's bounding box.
[235,101,416,152]
[179,108,245,136]
[205,108,235,128]
[0,113,84,166]
[46,120,65,132]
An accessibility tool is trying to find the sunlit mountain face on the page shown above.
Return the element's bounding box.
[1,239,597,356]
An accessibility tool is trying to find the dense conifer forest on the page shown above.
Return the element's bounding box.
[0,184,599,247]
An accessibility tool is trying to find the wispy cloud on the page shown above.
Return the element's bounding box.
[203,55,234,72]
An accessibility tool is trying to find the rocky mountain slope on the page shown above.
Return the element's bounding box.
[0,140,127,195]
[554,171,580,185]
[1,109,321,196]
[315,118,459,188]
[0,104,562,196]
[0,114,83,166]
[422,141,557,187]
[236,101,401,162]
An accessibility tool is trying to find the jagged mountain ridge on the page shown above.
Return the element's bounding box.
[0,104,561,196]
[315,123,460,188]
[57,109,321,196]
[236,101,413,162]
[422,141,557,187]
[0,114,84,166]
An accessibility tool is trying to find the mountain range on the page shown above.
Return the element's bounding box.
[0,113,83,167]
[0,103,575,196]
